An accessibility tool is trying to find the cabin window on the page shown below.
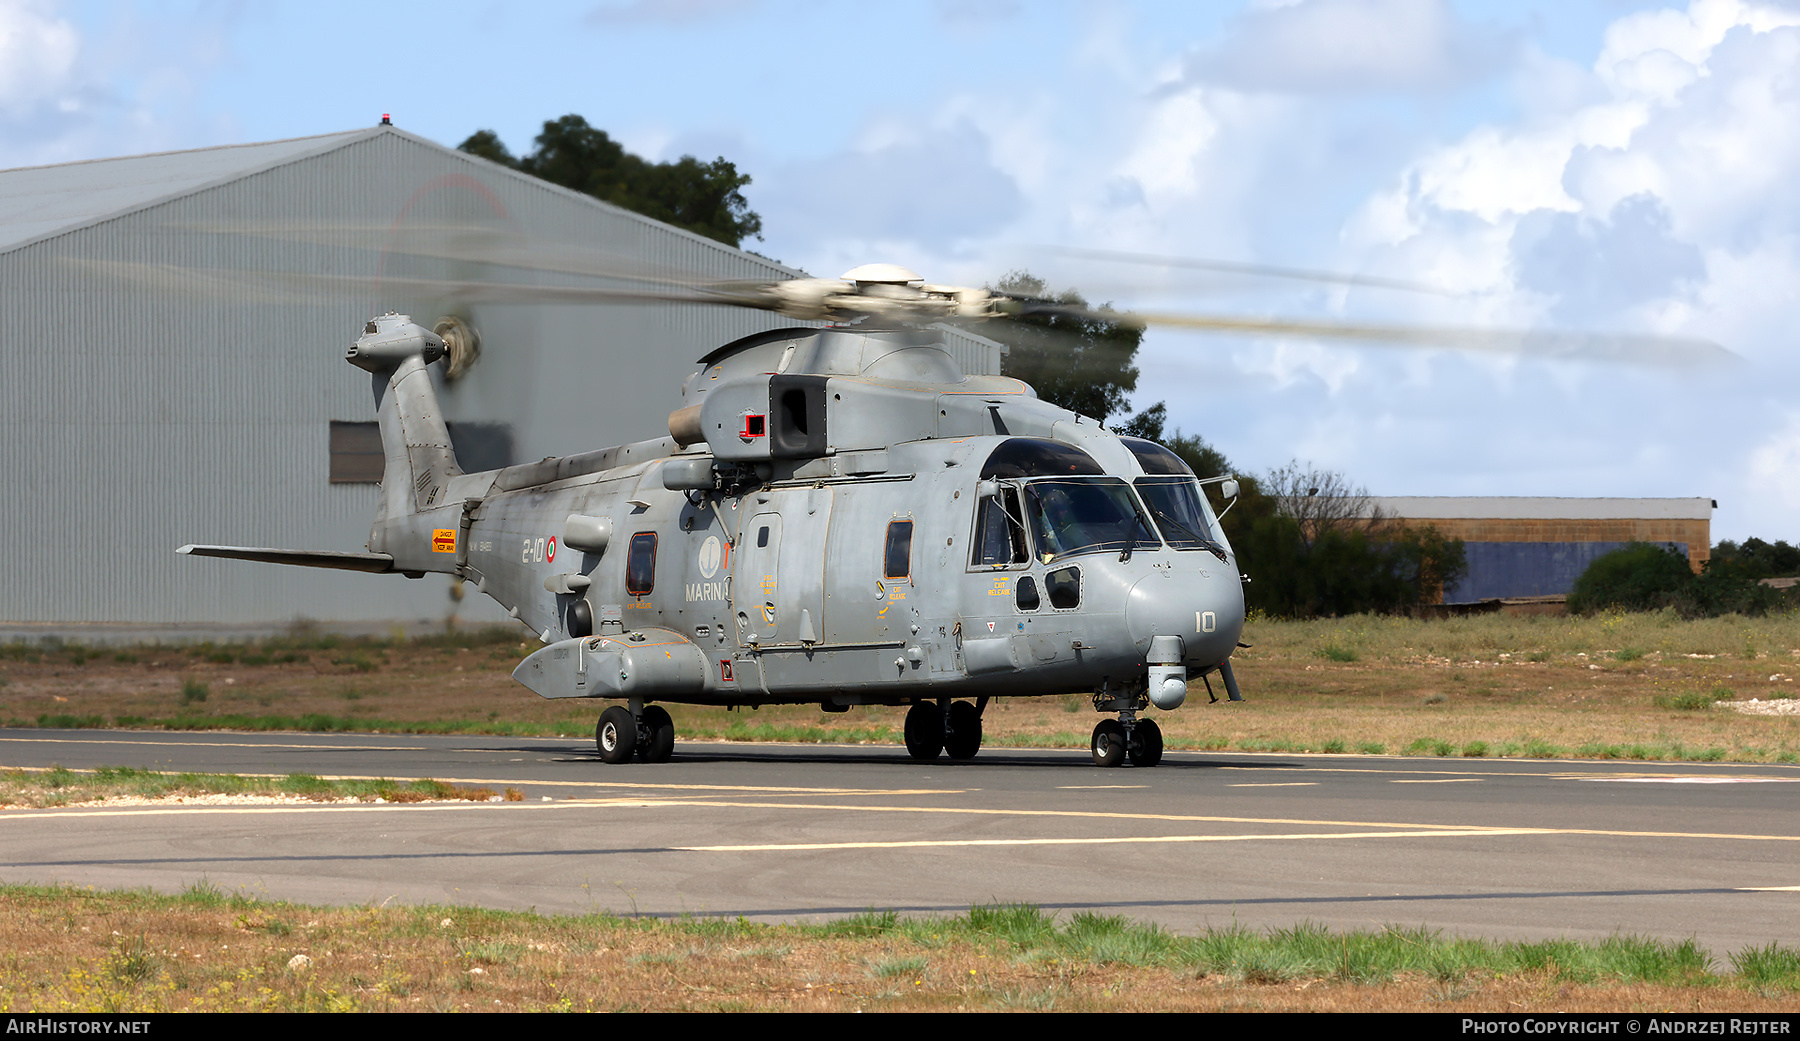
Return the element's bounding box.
[970,487,1028,567]
[1015,575,1040,611]
[756,525,771,548]
[884,519,915,580]
[1046,567,1081,610]
[626,532,657,596]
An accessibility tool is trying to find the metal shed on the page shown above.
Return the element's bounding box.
[0,125,1005,631]
[1363,496,1716,604]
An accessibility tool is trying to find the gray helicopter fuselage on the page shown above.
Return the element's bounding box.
[184,314,1248,761]
[336,319,1247,709]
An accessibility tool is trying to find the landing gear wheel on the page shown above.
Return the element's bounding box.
[596,705,638,764]
[1091,719,1126,768]
[1128,718,1163,767]
[945,701,982,761]
[639,705,675,763]
[903,702,943,760]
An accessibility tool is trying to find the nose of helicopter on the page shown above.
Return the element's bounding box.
[1125,565,1245,667]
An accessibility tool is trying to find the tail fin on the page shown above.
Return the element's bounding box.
[346,314,462,527]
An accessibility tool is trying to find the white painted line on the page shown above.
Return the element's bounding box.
[1583,777,1800,784]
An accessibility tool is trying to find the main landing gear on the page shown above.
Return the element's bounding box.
[904,697,986,761]
[1089,689,1163,768]
[595,701,675,764]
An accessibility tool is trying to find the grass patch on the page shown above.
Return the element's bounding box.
[0,890,1795,1011]
[0,766,523,808]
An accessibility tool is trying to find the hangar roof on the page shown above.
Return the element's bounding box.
[0,128,378,254]
[1362,497,1715,520]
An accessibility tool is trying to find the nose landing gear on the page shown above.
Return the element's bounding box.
[1089,687,1164,768]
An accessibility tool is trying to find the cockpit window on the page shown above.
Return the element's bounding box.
[1120,437,1197,476]
[980,438,1104,480]
[970,487,1029,568]
[1135,477,1217,551]
[1022,478,1158,562]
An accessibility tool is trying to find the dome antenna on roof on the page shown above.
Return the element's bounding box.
[379,114,392,126]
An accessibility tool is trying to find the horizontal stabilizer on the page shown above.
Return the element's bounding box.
[178,544,396,574]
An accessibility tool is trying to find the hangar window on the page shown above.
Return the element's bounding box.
[328,420,515,484]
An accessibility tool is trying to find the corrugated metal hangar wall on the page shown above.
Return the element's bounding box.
[0,126,1005,628]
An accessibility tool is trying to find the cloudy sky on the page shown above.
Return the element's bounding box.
[4,0,1796,540]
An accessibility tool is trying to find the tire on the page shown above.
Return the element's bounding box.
[596,705,638,764]
[1091,719,1126,768]
[903,702,943,760]
[640,705,675,763]
[1128,718,1163,768]
[944,701,982,761]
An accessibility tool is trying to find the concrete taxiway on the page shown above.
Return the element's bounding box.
[2,728,1797,956]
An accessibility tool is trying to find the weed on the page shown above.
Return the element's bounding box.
[867,955,928,979]
[180,678,208,705]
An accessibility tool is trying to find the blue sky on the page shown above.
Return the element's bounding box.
[5,0,1798,540]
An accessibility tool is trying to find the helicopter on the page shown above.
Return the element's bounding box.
[178,261,1730,767]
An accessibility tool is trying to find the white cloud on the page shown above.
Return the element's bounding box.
[0,0,78,116]
[1184,0,1518,93]
[1748,413,1800,521]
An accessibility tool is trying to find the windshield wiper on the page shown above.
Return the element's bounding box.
[1152,507,1230,563]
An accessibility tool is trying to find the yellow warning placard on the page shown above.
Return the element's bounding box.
[432,529,456,553]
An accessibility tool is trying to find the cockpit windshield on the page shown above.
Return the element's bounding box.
[1022,478,1158,563]
[1134,477,1216,551]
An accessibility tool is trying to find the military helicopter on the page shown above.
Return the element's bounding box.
[178,260,1729,768]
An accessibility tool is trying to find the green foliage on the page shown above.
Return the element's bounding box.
[1569,543,1695,614]
[459,115,762,247]
[1710,538,1800,580]
[180,678,208,705]
[1156,433,1463,617]
[1570,542,1793,618]
[1236,514,1465,619]
[988,272,1163,433]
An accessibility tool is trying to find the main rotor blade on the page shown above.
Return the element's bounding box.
[181,220,792,292]
[1014,299,1736,367]
[1034,244,1457,297]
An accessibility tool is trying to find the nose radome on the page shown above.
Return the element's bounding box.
[1126,572,1243,664]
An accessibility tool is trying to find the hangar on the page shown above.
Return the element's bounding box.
[1363,496,1716,604]
[0,124,1003,631]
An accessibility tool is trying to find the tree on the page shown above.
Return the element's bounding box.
[1152,434,1459,617]
[1568,543,1702,615]
[458,115,763,248]
[1261,459,1385,550]
[987,272,1165,434]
